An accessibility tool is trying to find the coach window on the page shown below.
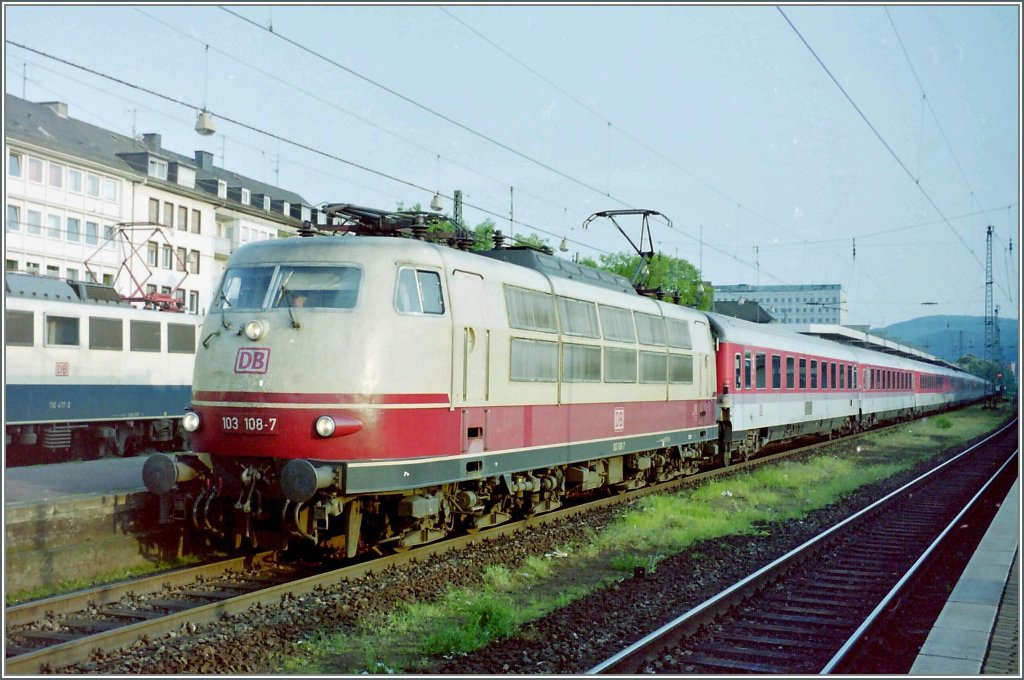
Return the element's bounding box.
[771,355,781,389]
[506,286,556,332]
[734,353,742,390]
[755,353,766,389]
[822,361,829,390]
[6,310,33,346]
[666,318,692,349]
[799,358,807,389]
[744,350,752,389]
[852,366,857,389]
[46,315,80,346]
[558,297,600,338]
[810,360,818,389]
[168,323,197,354]
[669,354,694,384]
[599,305,636,343]
[605,347,638,383]
[831,362,838,389]
[562,343,601,382]
[130,321,161,352]
[89,317,123,350]
[786,356,795,389]
[635,312,666,346]
[839,363,845,389]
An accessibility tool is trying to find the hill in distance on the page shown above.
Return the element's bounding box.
[872,315,1018,367]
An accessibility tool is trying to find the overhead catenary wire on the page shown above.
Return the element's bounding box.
[777,7,997,293]
[4,40,609,256]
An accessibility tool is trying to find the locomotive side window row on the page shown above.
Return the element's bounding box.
[4,310,196,353]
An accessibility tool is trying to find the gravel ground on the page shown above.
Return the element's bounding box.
[55,433,982,675]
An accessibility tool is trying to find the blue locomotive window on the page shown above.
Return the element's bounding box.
[168,323,197,354]
[130,320,160,352]
[6,310,33,346]
[216,266,275,309]
[89,317,123,350]
[275,265,362,310]
[46,315,79,346]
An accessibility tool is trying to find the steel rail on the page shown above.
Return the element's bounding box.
[585,419,1018,674]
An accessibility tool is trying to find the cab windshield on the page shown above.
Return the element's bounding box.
[215,265,362,310]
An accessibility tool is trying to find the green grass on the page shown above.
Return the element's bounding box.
[5,556,205,606]
[275,403,1011,673]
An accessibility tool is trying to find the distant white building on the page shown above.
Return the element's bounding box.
[5,94,316,315]
[714,283,847,325]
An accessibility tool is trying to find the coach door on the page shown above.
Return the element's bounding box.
[451,270,490,406]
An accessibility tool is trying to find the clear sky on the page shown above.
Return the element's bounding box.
[4,3,1020,328]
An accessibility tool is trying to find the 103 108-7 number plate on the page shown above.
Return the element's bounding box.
[222,415,278,435]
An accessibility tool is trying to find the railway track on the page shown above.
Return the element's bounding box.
[586,419,1018,674]
[4,426,869,675]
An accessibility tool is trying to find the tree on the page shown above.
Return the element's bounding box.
[595,252,712,310]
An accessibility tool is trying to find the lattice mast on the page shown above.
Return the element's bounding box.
[984,225,995,365]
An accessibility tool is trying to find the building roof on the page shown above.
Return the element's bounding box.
[715,283,842,293]
[712,300,774,323]
[4,94,311,214]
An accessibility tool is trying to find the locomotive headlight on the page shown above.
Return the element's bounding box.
[244,319,268,341]
[315,415,336,438]
[182,411,201,432]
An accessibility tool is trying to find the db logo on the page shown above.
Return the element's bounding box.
[235,347,270,374]
[613,407,625,432]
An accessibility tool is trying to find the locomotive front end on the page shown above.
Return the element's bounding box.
[144,236,454,551]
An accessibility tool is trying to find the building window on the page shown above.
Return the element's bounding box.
[85,221,99,245]
[7,204,20,231]
[162,244,172,269]
[8,151,22,177]
[177,247,187,272]
[48,162,64,188]
[86,173,100,197]
[163,201,174,228]
[26,209,42,235]
[191,208,201,234]
[103,178,117,201]
[66,217,81,242]
[68,168,83,192]
[241,188,250,205]
[28,157,43,183]
[46,264,60,277]
[26,261,40,275]
[147,241,158,266]
[178,205,188,231]
[148,158,168,180]
[189,290,199,314]
[47,214,61,239]
[148,198,159,223]
[263,196,271,211]
[67,268,78,281]
[146,283,157,296]
[189,249,200,274]
[217,180,227,198]
[7,259,19,271]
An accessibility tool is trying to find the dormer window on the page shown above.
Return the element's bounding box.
[217,180,227,198]
[263,196,271,211]
[148,158,168,180]
[301,205,311,222]
[241,188,250,205]
[282,201,290,216]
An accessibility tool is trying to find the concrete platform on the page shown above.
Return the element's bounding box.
[4,456,183,595]
[910,479,1020,675]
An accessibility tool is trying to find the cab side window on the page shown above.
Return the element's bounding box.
[396,268,445,315]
